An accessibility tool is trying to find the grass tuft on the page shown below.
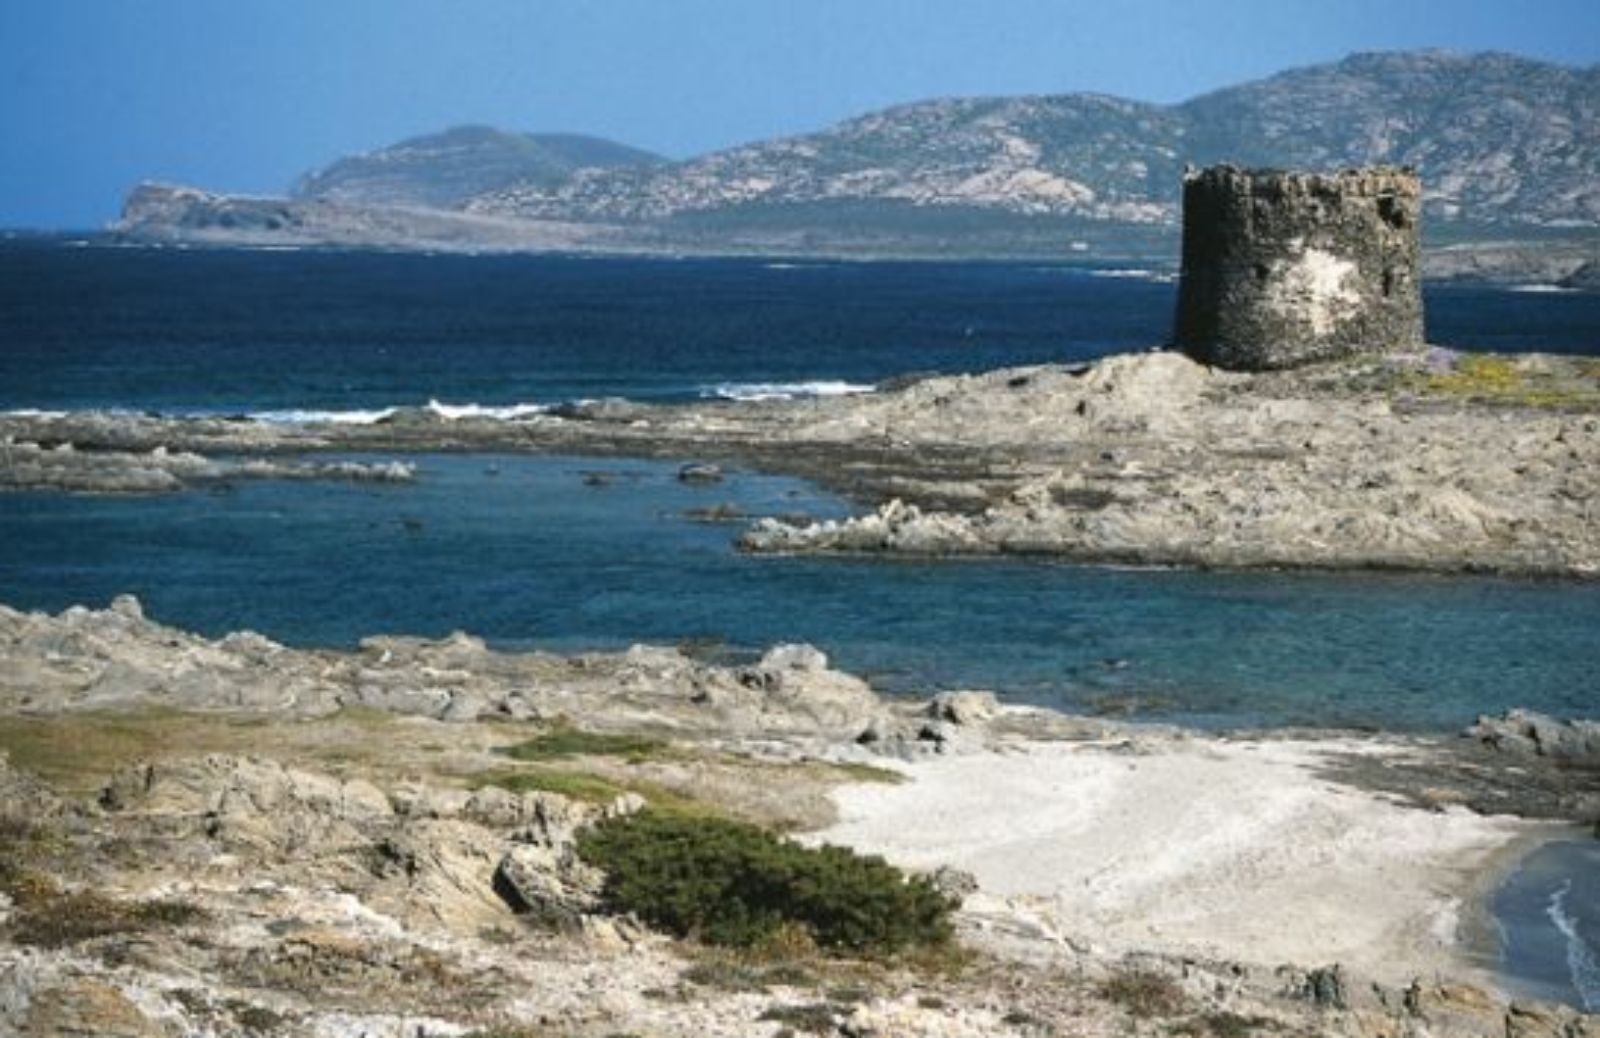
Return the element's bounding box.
[499,727,672,764]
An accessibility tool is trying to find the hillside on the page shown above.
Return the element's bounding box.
[290,125,664,210]
[118,50,1600,265]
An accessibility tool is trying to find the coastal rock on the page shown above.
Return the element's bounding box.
[493,843,605,929]
[1561,262,1600,292]
[676,462,723,484]
[741,498,984,555]
[25,979,168,1038]
[729,643,888,734]
[1468,710,1600,765]
[927,691,1001,727]
[0,754,71,824]
[100,755,393,853]
[0,438,415,494]
[0,600,901,742]
[365,819,512,934]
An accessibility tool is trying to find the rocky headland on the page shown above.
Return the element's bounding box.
[1,597,1597,1036]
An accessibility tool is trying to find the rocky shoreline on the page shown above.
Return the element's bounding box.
[5,346,1598,577]
[1,597,1597,1036]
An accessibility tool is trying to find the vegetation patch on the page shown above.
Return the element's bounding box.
[1417,352,1600,408]
[477,768,636,804]
[7,885,209,948]
[475,767,726,820]
[499,726,672,764]
[577,809,956,956]
[757,1003,839,1034]
[1099,968,1188,1019]
[1178,1011,1281,1037]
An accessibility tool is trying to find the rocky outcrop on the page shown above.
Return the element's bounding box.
[0,598,891,740]
[0,437,415,493]
[1175,166,1424,370]
[1468,710,1600,766]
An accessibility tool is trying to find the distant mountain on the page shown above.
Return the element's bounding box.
[118,50,1599,269]
[290,125,664,209]
[468,50,1597,234]
[1176,51,1600,228]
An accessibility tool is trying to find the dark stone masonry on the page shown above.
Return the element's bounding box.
[1174,165,1424,371]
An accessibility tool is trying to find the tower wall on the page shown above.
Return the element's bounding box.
[1173,166,1424,371]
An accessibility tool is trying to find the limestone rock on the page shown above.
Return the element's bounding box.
[927,691,1000,726]
[100,755,392,853]
[26,980,167,1038]
[493,843,605,930]
[1468,710,1600,765]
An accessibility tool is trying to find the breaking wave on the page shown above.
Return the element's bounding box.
[701,380,875,403]
[1509,284,1577,294]
[1088,268,1178,283]
[250,399,551,425]
[1548,881,1600,1011]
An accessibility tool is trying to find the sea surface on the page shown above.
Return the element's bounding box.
[1493,840,1600,1012]
[2,239,1597,1007]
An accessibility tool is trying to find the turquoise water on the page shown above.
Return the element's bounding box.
[3,453,1597,733]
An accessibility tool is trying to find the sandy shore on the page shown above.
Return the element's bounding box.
[819,733,1546,985]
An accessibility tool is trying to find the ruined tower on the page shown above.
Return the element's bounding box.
[1173,166,1424,371]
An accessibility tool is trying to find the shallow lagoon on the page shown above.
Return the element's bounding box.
[3,452,1597,733]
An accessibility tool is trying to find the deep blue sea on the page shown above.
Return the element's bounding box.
[1,238,1598,1008]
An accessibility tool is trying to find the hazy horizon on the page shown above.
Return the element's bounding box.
[3,0,1598,229]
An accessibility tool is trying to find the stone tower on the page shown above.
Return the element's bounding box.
[1173,165,1424,371]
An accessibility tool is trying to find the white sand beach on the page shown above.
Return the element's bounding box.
[820,734,1541,984]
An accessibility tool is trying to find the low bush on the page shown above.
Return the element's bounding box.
[576,810,955,956]
[1099,967,1187,1018]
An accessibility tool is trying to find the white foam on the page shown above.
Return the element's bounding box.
[1509,284,1577,294]
[1548,881,1600,1011]
[423,399,550,421]
[249,399,551,425]
[251,407,398,425]
[1,408,69,419]
[701,380,875,403]
[1087,267,1178,284]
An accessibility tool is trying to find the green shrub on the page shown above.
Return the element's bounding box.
[499,727,669,762]
[576,810,955,955]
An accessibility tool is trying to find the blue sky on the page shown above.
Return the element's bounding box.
[2,0,1596,228]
